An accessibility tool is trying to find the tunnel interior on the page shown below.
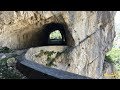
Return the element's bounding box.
[24,22,75,49]
[38,23,69,46]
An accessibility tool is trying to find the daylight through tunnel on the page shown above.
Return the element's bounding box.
[37,23,74,47]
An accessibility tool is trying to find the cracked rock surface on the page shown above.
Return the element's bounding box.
[0,11,116,78]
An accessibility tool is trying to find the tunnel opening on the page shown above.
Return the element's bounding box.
[37,22,74,46]
[48,30,65,45]
[13,22,74,50]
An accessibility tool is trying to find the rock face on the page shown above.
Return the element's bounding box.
[0,11,116,78]
[103,61,115,79]
[25,46,68,70]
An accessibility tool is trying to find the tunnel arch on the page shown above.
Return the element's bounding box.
[38,22,74,46]
[43,23,67,45]
[48,30,64,45]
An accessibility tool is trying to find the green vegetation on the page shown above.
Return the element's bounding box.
[105,48,120,72]
[35,50,64,67]
[0,47,26,79]
[106,48,120,64]
[49,30,62,39]
[0,47,13,53]
[105,55,114,64]
[0,57,26,79]
[105,48,120,78]
[35,50,56,66]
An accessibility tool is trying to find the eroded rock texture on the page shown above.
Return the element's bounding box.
[0,11,116,78]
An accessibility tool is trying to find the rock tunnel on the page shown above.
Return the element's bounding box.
[38,23,67,46]
[28,22,75,48]
[0,11,116,79]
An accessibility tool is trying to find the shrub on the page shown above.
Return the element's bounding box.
[0,57,26,79]
[0,47,13,53]
[106,48,120,71]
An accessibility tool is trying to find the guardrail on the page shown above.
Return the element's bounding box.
[16,58,92,79]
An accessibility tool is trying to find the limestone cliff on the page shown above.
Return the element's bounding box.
[0,11,116,78]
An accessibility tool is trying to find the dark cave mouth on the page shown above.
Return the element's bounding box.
[37,23,74,47]
[19,22,75,50]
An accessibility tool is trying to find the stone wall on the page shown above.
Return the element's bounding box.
[0,11,116,78]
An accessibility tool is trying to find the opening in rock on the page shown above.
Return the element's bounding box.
[38,23,74,46]
[48,30,65,45]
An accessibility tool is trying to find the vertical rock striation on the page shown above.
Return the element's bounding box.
[0,11,116,78]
